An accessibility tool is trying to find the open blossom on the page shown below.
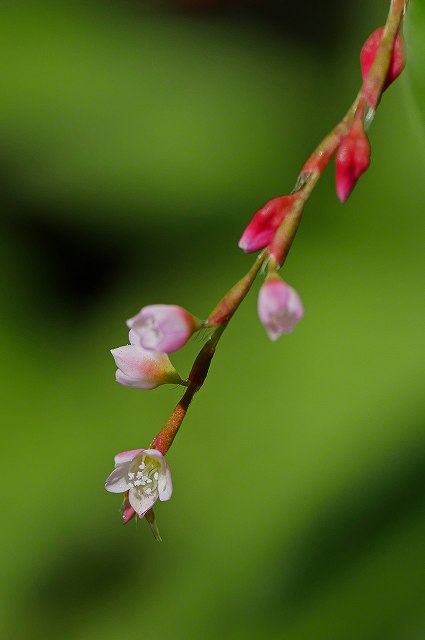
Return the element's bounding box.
[111,330,183,389]
[128,304,201,354]
[238,195,297,253]
[335,120,371,203]
[105,449,172,518]
[258,276,304,341]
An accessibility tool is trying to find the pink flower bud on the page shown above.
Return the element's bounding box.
[360,27,405,90]
[127,305,201,354]
[111,331,183,389]
[335,121,371,203]
[258,276,303,341]
[238,195,297,253]
[121,494,136,524]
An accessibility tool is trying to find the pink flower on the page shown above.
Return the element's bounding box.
[360,27,405,91]
[258,276,304,340]
[238,195,297,253]
[105,449,172,518]
[335,121,371,203]
[127,304,201,354]
[111,330,183,389]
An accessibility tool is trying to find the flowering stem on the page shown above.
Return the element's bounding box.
[150,0,407,460]
[362,0,406,112]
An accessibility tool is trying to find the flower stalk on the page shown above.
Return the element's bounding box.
[106,0,409,537]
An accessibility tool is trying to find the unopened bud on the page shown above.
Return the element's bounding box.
[238,195,297,253]
[127,304,201,354]
[258,275,304,341]
[111,332,184,389]
[360,27,405,91]
[335,120,371,203]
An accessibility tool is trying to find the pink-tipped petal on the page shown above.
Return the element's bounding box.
[114,449,144,465]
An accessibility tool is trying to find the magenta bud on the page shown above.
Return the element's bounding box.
[335,121,371,203]
[127,305,201,354]
[238,195,297,253]
[258,276,304,341]
[360,27,405,91]
[122,494,136,524]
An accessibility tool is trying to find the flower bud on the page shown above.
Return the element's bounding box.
[111,336,183,389]
[360,27,405,90]
[238,195,297,253]
[127,304,201,354]
[335,120,370,203]
[258,276,303,341]
[121,493,136,524]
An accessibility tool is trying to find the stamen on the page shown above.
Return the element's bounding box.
[154,472,159,481]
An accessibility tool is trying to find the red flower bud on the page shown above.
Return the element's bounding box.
[238,194,297,253]
[335,120,371,203]
[360,27,405,91]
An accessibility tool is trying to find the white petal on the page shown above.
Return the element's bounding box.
[128,488,158,518]
[105,464,131,493]
[115,369,157,390]
[128,329,141,346]
[111,345,149,379]
[114,449,144,465]
[158,462,173,501]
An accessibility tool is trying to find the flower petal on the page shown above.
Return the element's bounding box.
[128,487,158,518]
[105,464,131,493]
[158,462,173,502]
[114,449,144,465]
[115,369,157,390]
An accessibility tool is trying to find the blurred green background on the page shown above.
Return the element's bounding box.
[1,1,424,639]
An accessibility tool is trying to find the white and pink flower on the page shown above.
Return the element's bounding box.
[111,330,183,389]
[127,304,201,354]
[258,276,304,340]
[105,448,173,518]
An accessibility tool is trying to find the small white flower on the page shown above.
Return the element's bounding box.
[105,448,173,518]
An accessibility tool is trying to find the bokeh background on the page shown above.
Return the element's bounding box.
[1,1,425,639]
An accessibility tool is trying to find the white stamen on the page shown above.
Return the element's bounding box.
[139,463,145,470]
[154,472,159,480]
[145,488,152,494]
[128,472,135,479]
[136,471,143,479]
